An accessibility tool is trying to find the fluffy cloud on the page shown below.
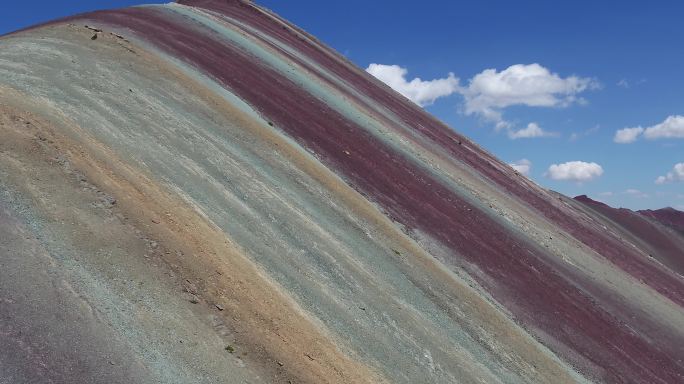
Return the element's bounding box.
[367,62,598,135]
[614,115,684,143]
[644,115,684,139]
[508,122,557,139]
[366,64,459,107]
[655,162,684,184]
[509,159,532,175]
[613,127,644,143]
[461,63,598,127]
[545,161,604,182]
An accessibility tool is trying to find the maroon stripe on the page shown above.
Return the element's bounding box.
[575,196,684,275]
[87,7,684,382]
[177,1,684,308]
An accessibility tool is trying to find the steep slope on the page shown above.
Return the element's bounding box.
[0,1,682,383]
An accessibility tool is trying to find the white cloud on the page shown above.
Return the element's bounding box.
[617,78,647,89]
[508,122,557,139]
[624,189,649,198]
[509,159,532,175]
[366,64,459,107]
[599,191,614,197]
[461,63,598,127]
[613,127,644,144]
[569,125,600,142]
[614,115,684,143]
[545,161,604,183]
[643,115,684,139]
[655,162,684,184]
[367,62,598,139]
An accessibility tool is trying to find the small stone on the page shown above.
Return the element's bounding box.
[91,34,98,40]
[277,361,284,366]
[189,295,200,304]
[215,304,225,311]
[183,280,198,294]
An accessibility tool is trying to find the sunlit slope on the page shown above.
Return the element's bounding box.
[0,1,682,383]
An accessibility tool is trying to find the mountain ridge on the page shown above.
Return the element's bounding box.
[0,2,682,383]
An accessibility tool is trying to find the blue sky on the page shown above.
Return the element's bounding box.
[3,1,683,210]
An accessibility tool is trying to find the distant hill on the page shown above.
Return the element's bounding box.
[639,207,684,234]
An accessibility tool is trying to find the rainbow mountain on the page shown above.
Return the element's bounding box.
[0,1,683,383]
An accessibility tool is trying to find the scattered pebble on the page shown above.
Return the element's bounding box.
[183,280,198,295]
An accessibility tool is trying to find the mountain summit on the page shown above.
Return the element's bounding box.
[1,1,682,383]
